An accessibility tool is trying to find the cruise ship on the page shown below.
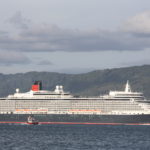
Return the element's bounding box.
[0,81,150,124]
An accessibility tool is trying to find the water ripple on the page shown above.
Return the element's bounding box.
[0,124,150,150]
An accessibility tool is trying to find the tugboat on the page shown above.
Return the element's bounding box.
[27,116,39,125]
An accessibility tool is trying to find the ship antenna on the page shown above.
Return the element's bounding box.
[125,80,131,92]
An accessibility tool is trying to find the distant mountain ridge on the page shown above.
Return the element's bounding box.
[0,65,150,98]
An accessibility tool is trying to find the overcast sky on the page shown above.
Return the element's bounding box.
[0,0,150,74]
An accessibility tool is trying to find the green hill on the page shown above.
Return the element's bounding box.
[0,65,150,98]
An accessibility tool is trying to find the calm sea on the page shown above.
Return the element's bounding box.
[0,124,150,150]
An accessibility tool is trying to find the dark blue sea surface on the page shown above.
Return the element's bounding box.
[0,124,150,150]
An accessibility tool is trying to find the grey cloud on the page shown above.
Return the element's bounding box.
[1,19,150,52]
[9,26,150,51]
[8,11,31,30]
[0,51,31,66]
[0,31,9,35]
[120,59,150,67]
[37,60,53,66]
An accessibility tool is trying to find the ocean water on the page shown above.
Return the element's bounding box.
[0,124,150,150]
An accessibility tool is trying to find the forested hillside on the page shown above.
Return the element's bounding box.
[0,65,150,98]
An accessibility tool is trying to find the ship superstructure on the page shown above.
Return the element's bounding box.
[101,80,145,101]
[0,81,150,123]
[7,81,73,100]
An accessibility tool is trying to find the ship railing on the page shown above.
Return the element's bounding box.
[110,110,148,115]
[7,96,145,100]
[46,111,103,115]
[0,111,12,114]
[137,103,150,111]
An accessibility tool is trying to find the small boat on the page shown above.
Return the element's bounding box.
[27,116,39,125]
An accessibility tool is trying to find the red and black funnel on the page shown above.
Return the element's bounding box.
[31,81,42,91]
